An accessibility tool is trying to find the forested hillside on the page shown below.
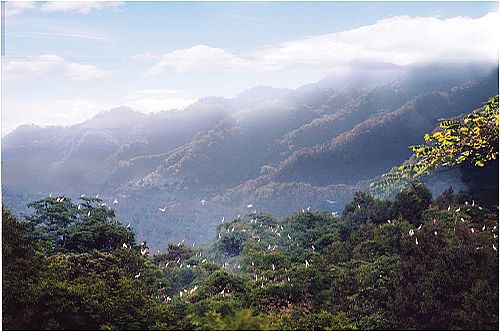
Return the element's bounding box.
[2,64,498,250]
[3,182,498,330]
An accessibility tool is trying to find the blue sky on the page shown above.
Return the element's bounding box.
[1,1,498,134]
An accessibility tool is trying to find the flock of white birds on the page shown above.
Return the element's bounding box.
[48,192,497,303]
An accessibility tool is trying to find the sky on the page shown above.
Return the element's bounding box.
[1,1,499,135]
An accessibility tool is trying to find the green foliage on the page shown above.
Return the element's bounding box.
[3,184,498,330]
[371,95,499,193]
[27,196,134,253]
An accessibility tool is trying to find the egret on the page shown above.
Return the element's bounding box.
[201,199,206,205]
[80,194,85,198]
[472,200,475,207]
[493,244,497,251]
[113,199,118,204]
[482,225,486,231]
[252,261,255,266]
[471,228,475,233]
[247,204,253,208]
[326,199,336,204]
[357,204,361,209]
[455,207,461,212]
[122,243,128,249]
[100,203,106,207]
[77,205,81,210]
[311,245,315,250]
[305,260,310,268]
[159,207,166,212]
[218,233,221,239]
[434,231,438,236]
[448,205,451,211]
[202,259,207,263]
[126,223,131,229]
[221,217,225,223]
[87,211,91,217]
[166,262,169,267]
[272,264,275,271]
[134,272,141,279]
[415,238,419,245]
[95,194,99,199]
[288,234,292,240]
[409,229,414,237]
[306,206,310,212]
[418,224,422,230]
[140,248,147,256]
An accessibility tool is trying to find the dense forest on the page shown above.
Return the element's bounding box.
[3,95,499,330]
[3,182,498,330]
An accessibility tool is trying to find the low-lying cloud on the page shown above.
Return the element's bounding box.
[143,12,499,76]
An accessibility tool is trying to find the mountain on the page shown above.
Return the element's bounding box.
[2,64,498,250]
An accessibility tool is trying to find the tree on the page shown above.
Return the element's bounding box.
[27,196,134,253]
[371,95,499,193]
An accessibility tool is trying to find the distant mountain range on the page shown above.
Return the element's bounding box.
[2,64,498,250]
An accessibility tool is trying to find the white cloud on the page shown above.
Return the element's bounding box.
[145,12,499,76]
[3,54,111,81]
[40,1,123,14]
[145,45,261,76]
[5,1,36,17]
[122,89,198,112]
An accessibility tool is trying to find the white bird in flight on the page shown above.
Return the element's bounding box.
[159,207,166,212]
[247,204,253,208]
